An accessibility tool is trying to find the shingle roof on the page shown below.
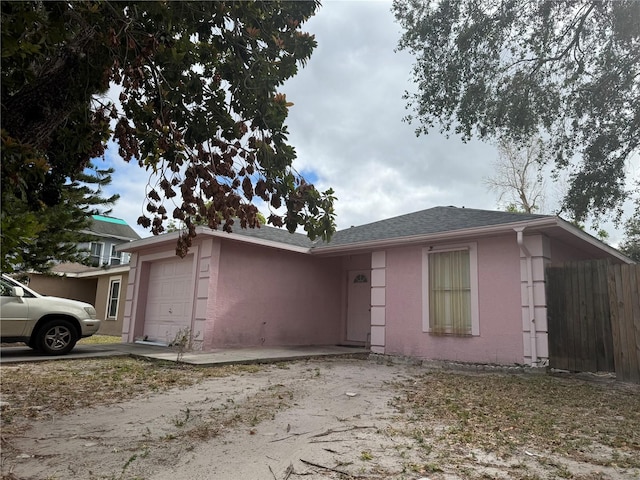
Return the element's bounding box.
[222,207,551,250]
[317,206,551,248]
[222,222,315,248]
[89,215,141,241]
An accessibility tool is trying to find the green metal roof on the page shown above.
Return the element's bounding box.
[91,215,128,225]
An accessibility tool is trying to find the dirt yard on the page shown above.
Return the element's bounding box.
[1,356,639,480]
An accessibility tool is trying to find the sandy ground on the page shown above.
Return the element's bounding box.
[2,358,638,480]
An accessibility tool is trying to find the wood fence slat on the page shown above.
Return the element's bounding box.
[569,262,581,372]
[609,264,628,381]
[595,261,614,371]
[583,261,598,372]
[623,265,640,383]
[634,267,640,383]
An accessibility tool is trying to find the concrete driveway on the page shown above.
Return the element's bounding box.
[0,343,368,366]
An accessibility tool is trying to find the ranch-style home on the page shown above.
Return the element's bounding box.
[118,206,632,366]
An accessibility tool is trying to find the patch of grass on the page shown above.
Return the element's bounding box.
[0,357,263,435]
[360,450,373,461]
[391,371,640,469]
[77,334,122,345]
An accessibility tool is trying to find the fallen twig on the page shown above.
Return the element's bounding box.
[300,459,356,478]
[309,425,376,439]
[270,431,312,443]
[283,463,294,480]
[268,465,277,480]
[268,462,295,480]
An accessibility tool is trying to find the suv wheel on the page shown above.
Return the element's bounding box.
[37,319,78,355]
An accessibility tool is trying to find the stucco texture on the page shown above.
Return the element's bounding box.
[124,235,344,349]
[207,241,343,348]
[383,235,525,365]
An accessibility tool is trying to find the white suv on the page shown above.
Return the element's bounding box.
[0,274,101,355]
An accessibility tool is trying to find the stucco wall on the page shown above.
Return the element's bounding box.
[94,272,128,336]
[383,235,525,364]
[208,241,343,348]
[123,234,344,349]
[27,275,97,305]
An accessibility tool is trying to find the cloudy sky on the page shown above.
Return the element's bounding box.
[101,0,637,245]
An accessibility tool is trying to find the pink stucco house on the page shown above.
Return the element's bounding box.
[119,206,631,366]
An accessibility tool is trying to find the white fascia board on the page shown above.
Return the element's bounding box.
[311,218,560,256]
[117,226,310,255]
[116,231,182,252]
[80,230,139,242]
[74,265,131,278]
[43,265,131,278]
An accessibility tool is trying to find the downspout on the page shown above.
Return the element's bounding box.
[515,227,537,366]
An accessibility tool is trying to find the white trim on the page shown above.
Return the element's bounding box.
[422,242,479,336]
[90,241,105,265]
[80,230,139,242]
[106,275,122,320]
[317,219,559,255]
[116,216,633,264]
[118,226,310,255]
[313,217,632,262]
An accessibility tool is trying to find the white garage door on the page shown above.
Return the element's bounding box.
[144,255,194,344]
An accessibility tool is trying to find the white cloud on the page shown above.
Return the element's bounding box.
[99,0,635,246]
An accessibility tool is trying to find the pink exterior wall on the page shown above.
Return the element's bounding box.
[123,234,343,349]
[383,235,525,364]
[208,240,343,348]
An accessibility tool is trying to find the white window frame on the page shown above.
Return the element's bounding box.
[422,242,480,336]
[106,276,122,320]
[90,242,104,266]
[109,244,122,266]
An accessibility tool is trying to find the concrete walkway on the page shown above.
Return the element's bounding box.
[0,343,369,365]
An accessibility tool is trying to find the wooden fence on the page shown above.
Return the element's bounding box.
[608,263,640,383]
[545,260,640,383]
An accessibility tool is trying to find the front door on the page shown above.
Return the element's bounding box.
[346,270,371,343]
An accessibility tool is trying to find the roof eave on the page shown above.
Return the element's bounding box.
[311,217,561,256]
[117,226,311,254]
[80,230,140,242]
[552,218,634,264]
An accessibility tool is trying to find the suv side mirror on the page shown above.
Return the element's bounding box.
[11,286,24,298]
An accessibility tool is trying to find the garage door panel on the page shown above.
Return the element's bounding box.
[144,256,194,343]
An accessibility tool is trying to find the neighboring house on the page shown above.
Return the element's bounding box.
[78,215,140,267]
[119,206,632,366]
[26,215,140,336]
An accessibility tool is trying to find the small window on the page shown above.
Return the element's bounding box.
[106,277,121,319]
[109,245,121,266]
[353,274,368,283]
[90,242,103,266]
[423,243,479,336]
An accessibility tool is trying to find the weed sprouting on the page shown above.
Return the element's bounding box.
[173,407,191,427]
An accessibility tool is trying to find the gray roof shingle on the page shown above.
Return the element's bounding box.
[89,215,141,241]
[317,206,551,248]
[220,222,315,248]
[222,207,551,250]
